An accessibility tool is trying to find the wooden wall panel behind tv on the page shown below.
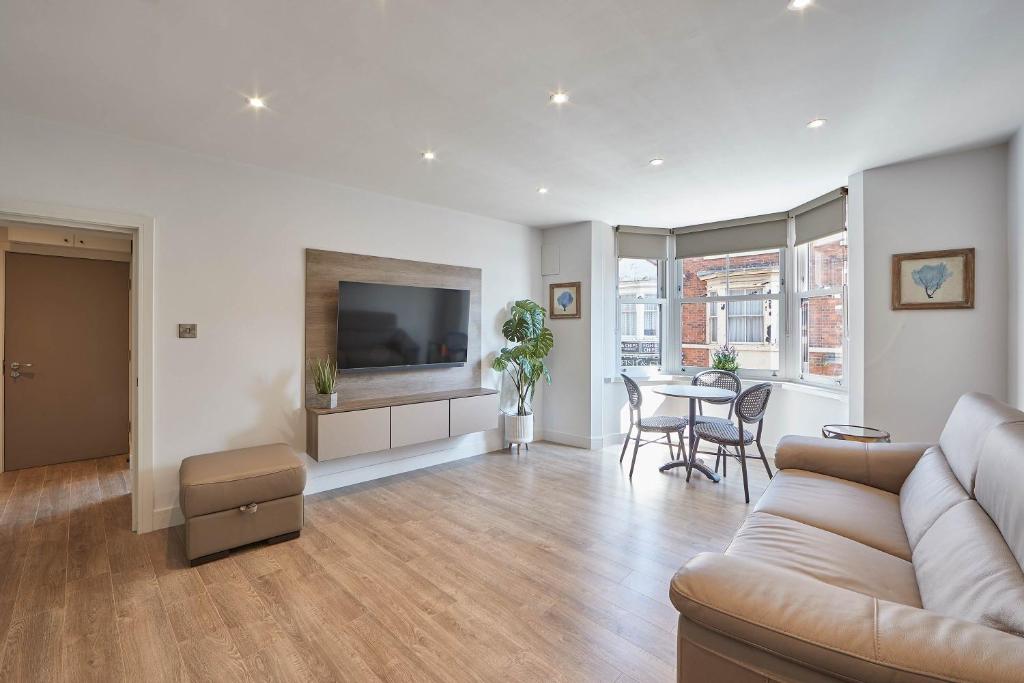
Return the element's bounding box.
[304,249,482,404]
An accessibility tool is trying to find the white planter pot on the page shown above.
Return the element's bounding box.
[504,412,534,445]
[316,392,338,409]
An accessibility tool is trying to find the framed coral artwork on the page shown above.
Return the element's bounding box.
[891,248,974,310]
[549,281,582,319]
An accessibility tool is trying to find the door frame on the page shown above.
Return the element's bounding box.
[0,198,155,533]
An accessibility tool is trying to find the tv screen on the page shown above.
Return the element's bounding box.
[337,281,470,372]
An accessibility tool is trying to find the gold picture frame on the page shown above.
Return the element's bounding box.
[891,248,974,310]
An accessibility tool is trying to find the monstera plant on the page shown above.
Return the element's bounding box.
[492,300,553,449]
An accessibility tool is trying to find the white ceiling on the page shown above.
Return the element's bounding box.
[2,0,1023,228]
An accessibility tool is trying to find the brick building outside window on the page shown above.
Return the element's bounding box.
[680,250,781,371]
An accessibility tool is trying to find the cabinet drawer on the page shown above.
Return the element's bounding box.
[317,408,390,461]
[390,400,450,448]
[450,393,499,437]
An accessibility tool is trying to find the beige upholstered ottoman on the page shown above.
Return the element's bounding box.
[179,443,306,566]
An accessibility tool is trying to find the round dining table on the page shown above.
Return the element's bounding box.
[652,384,737,482]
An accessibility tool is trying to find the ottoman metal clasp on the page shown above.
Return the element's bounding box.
[239,502,259,514]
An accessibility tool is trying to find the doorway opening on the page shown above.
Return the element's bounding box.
[1,207,150,533]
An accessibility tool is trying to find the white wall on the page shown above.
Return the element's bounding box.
[1009,130,1024,408]
[846,172,866,424]
[540,222,597,447]
[0,110,541,528]
[590,221,615,443]
[851,143,1009,442]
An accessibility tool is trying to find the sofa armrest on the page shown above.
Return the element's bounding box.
[774,435,932,493]
[671,553,1024,683]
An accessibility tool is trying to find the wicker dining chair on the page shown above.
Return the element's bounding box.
[690,382,774,503]
[689,370,741,470]
[619,374,687,479]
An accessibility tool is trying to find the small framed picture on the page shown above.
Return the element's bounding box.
[549,281,581,319]
[891,248,974,310]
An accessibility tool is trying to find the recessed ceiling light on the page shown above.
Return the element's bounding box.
[247,96,266,109]
[649,158,665,166]
[421,150,436,161]
[549,91,569,105]
[787,0,813,10]
[806,118,827,129]
[537,187,549,194]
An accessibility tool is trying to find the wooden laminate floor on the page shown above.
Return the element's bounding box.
[0,441,772,682]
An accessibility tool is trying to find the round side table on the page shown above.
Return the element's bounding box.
[822,424,891,443]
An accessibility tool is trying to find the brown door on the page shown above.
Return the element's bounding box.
[4,253,129,470]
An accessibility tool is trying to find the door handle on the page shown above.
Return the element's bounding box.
[9,361,32,379]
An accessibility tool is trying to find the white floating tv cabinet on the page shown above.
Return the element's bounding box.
[305,387,500,462]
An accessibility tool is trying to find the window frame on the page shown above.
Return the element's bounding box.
[615,256,668,375]
[676,249,785,380]
[615,220,848,390]
[794,231,848,387]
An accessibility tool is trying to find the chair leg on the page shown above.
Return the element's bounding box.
[685,437,701,482]
[722,446,727,477]
[619,425,633,463]
[756,441,773,479]
[714,444,724,473]
[628,431,641,479]
[738,442,750,503]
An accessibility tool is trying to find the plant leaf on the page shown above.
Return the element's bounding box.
[493,298,553,411]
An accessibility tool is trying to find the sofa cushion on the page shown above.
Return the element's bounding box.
[179,443,306,517]
[975,422,1024,569]
[938,392,1024,494]
[671,553,1024,683]
[727,511,921,606]
[913,500,1024,636]
[753,469,912,560]
[899,446,970,549]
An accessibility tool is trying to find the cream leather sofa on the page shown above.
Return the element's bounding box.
[670,393,1024,682]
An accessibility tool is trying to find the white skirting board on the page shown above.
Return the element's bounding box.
[542,429,603,450]
[151,427,539,531]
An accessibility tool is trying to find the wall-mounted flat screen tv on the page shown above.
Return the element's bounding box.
[337,281,470,372]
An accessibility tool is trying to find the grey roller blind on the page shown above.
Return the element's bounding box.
[616,227,669,259]
[674,213,788,259]
[793,192,846,245]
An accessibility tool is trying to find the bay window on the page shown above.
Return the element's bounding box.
[615,188,847,387]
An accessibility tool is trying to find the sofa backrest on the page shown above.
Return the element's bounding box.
[899,446,969,548]
[975,423,1024,574]
[901,393,1022,549]
[902,393,1024,637]
[937,392,1024,492]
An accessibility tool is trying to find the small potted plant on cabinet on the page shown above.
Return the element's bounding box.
[310,356,338,409]
[492,299,554,450]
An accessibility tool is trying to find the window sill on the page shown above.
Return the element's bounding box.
[606,374,848,401]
